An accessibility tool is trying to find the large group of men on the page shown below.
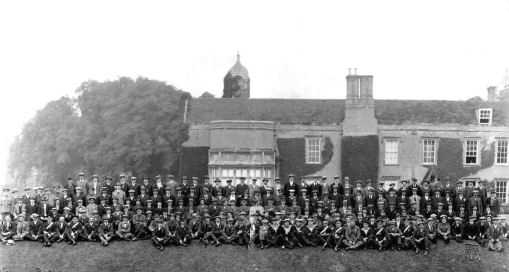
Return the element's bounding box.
[0,173,507,255]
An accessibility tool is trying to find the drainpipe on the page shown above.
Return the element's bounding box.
[411,130,417,179]
[183,99,189,123]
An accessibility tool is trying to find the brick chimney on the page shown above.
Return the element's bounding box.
[343,69,378,136]
[487,86,497,101]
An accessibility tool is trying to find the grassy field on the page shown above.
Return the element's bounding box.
[0,240,507,272]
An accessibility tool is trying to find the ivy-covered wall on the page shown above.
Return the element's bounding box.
[277,137,334,182]
[341,135,379,185]
[170,146,209,182]
[423,138,495,182]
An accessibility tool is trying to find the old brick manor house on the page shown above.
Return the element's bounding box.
[175,54,509,210]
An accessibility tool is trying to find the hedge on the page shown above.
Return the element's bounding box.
[277,137,334,182]
[341,135,379,186]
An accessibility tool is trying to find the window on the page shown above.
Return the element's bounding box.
[263,153,274,164]
[496,139,508,165]
[221,168,234,183]
[306,137,321,164]
[209,168,219,179]
[423,139,437,165]
[237,153,250,162]
[478,108,492,125]
[222,153,235,161]
[263,168,273,178]
[384,139,399,165]
[251,153,262,163]
[495,180,507,203]
[209,153,219,163]
[465,140,479,165]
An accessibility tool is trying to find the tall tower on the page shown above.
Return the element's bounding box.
[343,69,378,136]
[223,52,250,98]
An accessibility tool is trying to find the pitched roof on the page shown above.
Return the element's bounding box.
[188,98,509,126]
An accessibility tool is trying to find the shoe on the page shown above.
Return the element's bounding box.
[364,246,367,251]
[415,248,419,254]
[159,246,164,251]
[260,245,264,249]
[488,247,494,251]
[378,247,382,252]
[334,245,338,252]
[281,246,285,250]
[215,242,220,247]
[132,237,137,241]
[424,250,428,256]
[322,243,327,250]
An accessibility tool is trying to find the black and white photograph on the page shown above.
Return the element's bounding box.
[0,1,508,271]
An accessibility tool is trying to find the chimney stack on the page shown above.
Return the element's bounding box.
[487,86,497,101]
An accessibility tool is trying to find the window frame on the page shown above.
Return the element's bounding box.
[495,139,509,165]
[494,179,508,204]
[478,108,492,125]
[383,138,399,165]
[305,137,322,164]
[422,139,437,165]
[464,139,480,165]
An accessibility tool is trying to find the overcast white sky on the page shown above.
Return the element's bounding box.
[0,0,508,185]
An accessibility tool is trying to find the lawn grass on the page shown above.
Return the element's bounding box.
[0,240,507,272]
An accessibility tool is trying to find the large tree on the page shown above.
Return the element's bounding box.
[9,77,190,186]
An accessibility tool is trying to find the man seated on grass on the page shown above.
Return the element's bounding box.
[98,215,115,246]
[26,213,43,242]
[13,214,29,242]
[82,216,98,242]
[66,216,82,245]
[1,215,15,243]
[413,221,430,256]
[436,215,451,245]
[151,219,168,251]
[488,217,504,252]
[42,215,56,247]
[116,215,132,241]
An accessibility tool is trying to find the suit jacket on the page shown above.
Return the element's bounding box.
[413,227,428,239]
[86,181,102,195]
[37,204,52,218]
[64,183,76,196]
[283,182,299,198]
[29,220,43,235]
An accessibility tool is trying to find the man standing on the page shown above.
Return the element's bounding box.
[76,173,88,195]
[112,183,126,206]
[235,177,249,202]
[154,175,166,197]
[64,177,76,196]
[128,177,140,197]
[407,178,422,197]
[87,175,101,197]
[284,174,299,198]
[0,189,12,219]
[330,176,344,196]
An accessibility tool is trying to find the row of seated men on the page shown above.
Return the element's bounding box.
[1,199,507,254]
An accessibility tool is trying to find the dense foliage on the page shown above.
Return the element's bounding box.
[222,72,250,98]
[277,137,334,181]
[341,135,379,185]
[9,77,190,186]
[423,138,495,182]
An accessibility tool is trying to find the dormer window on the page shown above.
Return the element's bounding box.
[479,108,492,125]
